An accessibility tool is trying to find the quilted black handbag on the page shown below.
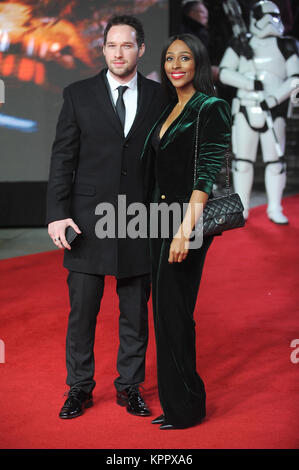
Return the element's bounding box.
[194,99,245,237]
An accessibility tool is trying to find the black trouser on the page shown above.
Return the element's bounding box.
[65,271,151,393]
[150,235,214,427]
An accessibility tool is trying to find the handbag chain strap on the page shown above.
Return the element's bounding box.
[194,99,231,197]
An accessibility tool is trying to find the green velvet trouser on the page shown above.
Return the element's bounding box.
[150,234,214,427]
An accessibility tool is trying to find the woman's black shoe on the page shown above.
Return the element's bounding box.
[152,414,165,424]
[160,418,204,430]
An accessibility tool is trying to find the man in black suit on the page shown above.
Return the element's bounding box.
[46,15,164,419]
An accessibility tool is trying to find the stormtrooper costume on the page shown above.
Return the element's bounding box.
[219,1,299,223]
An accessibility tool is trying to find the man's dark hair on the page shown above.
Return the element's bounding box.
[103,15,145,48]
[160,33,216,99]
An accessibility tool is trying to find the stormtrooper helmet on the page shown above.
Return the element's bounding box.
[250,1,284,38]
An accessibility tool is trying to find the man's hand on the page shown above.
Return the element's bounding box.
[48,218,81,250]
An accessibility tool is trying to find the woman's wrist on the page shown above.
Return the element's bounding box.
[175,224,193,240]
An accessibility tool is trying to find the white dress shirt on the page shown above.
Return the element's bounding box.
[106,70,138,137]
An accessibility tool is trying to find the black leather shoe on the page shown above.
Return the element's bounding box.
[160,423,182,430]
[59,388,93,419]
[160,417,204,430]
[152,414,165,424]
[116,386,151,417]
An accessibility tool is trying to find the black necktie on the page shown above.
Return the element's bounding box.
[116,85,128,129]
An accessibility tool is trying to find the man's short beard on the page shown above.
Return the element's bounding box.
[108,63,137,78]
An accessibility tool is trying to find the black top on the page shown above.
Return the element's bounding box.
[151,121,163,153]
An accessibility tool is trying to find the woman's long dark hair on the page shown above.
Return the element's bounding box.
[160,33,216,100]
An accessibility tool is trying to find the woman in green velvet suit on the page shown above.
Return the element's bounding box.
[141,34,232,429]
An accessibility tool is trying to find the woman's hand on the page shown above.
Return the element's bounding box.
[168,189,209,263]
[168,230,190,263]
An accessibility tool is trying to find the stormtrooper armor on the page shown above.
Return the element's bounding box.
[219,1,299,223]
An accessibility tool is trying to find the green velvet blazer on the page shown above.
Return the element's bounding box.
[140,91,232,206]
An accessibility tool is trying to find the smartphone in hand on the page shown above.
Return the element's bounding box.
[65,226,80,245]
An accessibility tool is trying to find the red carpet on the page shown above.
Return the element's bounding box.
[1,195,299,449]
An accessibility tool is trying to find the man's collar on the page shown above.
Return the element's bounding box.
[106,69,138,91]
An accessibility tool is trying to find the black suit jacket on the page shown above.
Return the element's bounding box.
[46,69,165,278]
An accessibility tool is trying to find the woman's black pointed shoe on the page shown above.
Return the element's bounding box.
[160,423,176,430]
[160,423,191,430]
[160,417,204,430]
[152,414,165,424]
